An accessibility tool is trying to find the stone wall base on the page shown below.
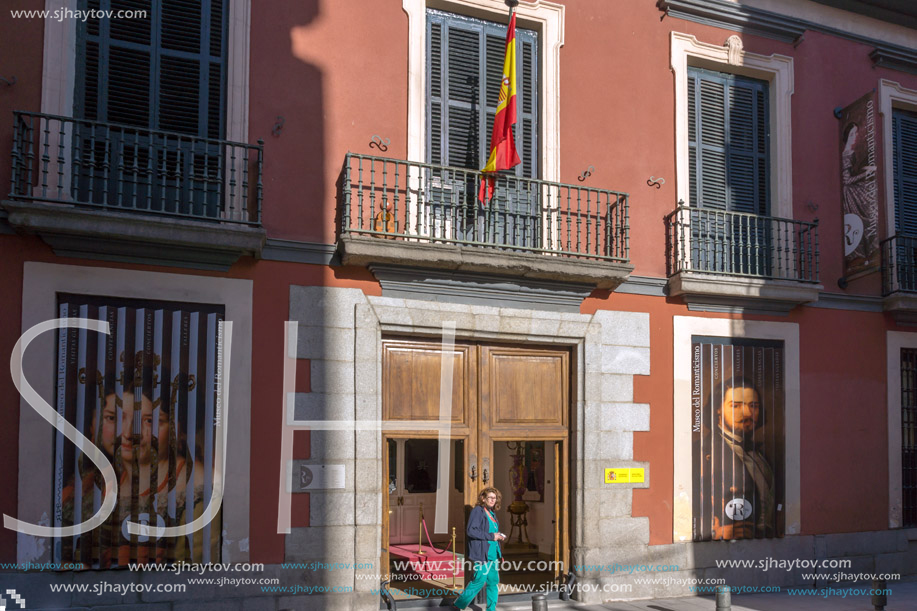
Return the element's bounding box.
[574,527,917,603]
[6,529,917,609]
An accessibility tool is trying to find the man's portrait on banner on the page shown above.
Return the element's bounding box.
[691,338,785,542]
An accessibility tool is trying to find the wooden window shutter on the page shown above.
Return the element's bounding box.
[76,0,226,139]
[427,9,538,177]
[894,109,917,235]
[688,68,769,215]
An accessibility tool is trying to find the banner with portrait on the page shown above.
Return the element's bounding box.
[839,91,880,278]
[691,337,785,542]
[53,294,224,568]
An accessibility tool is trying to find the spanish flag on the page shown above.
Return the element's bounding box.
[479,11,521,204]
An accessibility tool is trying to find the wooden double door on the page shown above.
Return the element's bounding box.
[381,338,571,585]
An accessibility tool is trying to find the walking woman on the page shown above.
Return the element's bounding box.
[453,487,506,610]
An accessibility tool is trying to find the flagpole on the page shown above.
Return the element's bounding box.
[505,0,518,20]
[480,0,522,205]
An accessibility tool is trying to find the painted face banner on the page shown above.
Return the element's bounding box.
[839,91,880,278]
[691,337,785,541]
[54,294,224,567]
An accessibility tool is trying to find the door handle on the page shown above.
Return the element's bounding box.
[470,454,477,482]
[483,458,490,484]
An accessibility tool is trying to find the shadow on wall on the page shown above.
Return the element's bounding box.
[258,0,326,243]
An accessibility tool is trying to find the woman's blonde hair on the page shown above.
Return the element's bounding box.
[476,487,502,511]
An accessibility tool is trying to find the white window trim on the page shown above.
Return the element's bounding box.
[672,316,801,542]
[878,79,917,239]
[886,330,917,529]
[670,32,794,219]
[40,0,251,144]
[402,0,563,182]
[16,263,253,564]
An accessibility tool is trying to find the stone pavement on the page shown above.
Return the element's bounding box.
[491,576,917,610]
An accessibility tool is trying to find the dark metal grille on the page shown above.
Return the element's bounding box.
[9,111,263,225]
[342,153,629,262]
[691,337,785,542]
[882,233,917,295]
[53,294,225,568]
[902,348,917,527]
[666,204,820,282]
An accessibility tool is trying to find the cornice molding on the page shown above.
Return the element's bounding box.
[871,45,917,76]
[658,0,806,44]
[262,238,338,265]
[659,0,917,75]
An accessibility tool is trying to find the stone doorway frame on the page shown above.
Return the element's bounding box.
[288,287,651,606]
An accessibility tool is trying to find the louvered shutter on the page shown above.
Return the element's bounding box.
[426,10,539,249]
[894,109,917,235]
[74,0,227,217]
[688,68,770,275]
[77,0,226,139]
[688,68,768,214]
[427,9,537,177]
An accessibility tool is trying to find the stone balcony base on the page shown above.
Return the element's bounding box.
[884,292,917,325]
[338,234,633,291]
[667,271,822,314]
[3,199,266,271]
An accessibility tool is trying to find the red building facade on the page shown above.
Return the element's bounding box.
[2,0,917,608]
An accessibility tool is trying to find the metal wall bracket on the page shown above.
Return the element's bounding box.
[370,135,390,151]
[577,165,595,182]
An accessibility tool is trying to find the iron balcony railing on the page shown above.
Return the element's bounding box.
[665,205,819,282]
[881,233,917,296]
[9,111,263,225]
[342,152,629,262]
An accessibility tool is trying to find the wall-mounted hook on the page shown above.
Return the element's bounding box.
[577,165,595,182]
[0,75,16,86]
[647,176,665,189]
[370,135,390,152]
[271,116,285,137]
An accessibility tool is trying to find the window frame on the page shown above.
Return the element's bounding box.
[39,0,250,145]
[74,0,229,139]
[671,32,794,220]
[15,263,253,564]
[891,108,917,234]
[425,8,539,177]
[688,66,770,216]
[879,79,917,241]
[52,293,226,567]
[672,316,801,543]
[403,0,563,183]
[886,331,917,529]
